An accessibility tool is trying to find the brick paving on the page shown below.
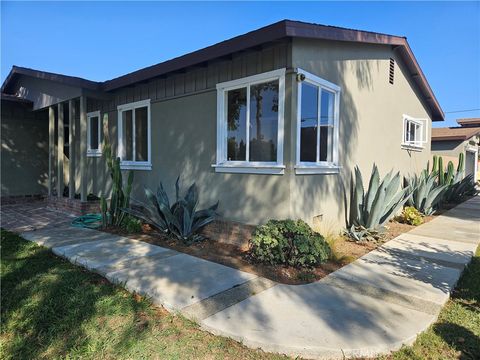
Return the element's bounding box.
[1,201,73,233]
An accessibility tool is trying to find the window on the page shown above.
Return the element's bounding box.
[214,69,286,174]
[295,69,341,174]
[402,115,427,149]
[87,111,101,156]
[117,99,151,170]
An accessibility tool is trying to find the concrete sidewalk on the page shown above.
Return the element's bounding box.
[2,196,479,359]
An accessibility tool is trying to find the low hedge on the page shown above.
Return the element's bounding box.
[249,219,331,267]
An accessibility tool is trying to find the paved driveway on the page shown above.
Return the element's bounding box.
[1,197,479,359]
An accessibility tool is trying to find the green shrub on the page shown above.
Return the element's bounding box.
[121,215,142,233]
[400,206,424,226]
[250,219,331,267]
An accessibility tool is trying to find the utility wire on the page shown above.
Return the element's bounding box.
[444,108,480,114]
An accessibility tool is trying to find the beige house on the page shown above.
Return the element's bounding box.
[1,20,444,232]
[432,118,480,182]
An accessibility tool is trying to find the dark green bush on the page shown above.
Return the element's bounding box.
[121,215,142,233]
[249,219,331,267]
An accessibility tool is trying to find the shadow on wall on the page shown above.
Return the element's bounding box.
[291,54,371,228]
[1,102,49,196]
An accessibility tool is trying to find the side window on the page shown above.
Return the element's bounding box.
[402,115,427,149]
[87,111,101,156]
[117,99,151,170]
[296,69,341,174]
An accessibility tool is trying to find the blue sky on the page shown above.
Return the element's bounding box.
[1,1,479,127]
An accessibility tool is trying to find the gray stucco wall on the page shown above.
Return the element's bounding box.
[287,39,433,231]
[1,100,49,196]
[7,37,437,232]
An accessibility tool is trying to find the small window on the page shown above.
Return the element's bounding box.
[87,111,101,156]
[402,115,427,149]
[214,69,286,174]
[296,69,341,174]
[117,99,151,170]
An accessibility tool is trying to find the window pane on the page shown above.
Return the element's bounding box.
[135,107,148,161]
[300,82,318,162]
[122,110,133,161]
[319,90,335,162]
[90,116,99,150]
[249,80,279,162]
[227,88,247,161]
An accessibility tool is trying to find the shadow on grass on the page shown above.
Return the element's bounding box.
[432,322,479,360]
[0,230,152,359]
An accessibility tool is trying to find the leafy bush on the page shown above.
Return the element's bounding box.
[250,219,331,267]
[121,215,142,233]
[123,176,218,244]
[400,206,424,226]
[347,164,411,241]
[404,170,447,215]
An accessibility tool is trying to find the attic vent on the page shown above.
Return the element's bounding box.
[389,58,395,84]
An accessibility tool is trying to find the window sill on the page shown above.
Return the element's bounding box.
[87,151,102,158]
[401,143,424,152]
[120,162,152,171]
[295,164,341,175]
[212,164,285,175]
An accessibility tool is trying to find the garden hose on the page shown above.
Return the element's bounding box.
[71,214,102,229]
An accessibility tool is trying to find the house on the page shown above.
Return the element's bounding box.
[431,118,480,182]
[0,20,444,235]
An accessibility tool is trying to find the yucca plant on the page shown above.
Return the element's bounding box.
[347,164,411,241]
[404,170,447,216]
[444,173,477,203]
[123,176,219,244]
[100,142,134,227]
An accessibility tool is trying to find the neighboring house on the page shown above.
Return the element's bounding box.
[0,20,444,232]
[431,118,480,182]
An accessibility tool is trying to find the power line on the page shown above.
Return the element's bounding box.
[444,108,480,114]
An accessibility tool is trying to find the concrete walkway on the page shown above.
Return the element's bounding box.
[1,196,479,359]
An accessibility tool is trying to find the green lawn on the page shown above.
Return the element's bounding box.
[1,230,479,359]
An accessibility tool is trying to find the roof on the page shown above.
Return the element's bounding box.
[1,66,101,94]
[1,92,33,105]
[0,19,444,121]
[431,126,480,141]
[457,117,480,127]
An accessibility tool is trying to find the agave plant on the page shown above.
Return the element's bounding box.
[347,164,411,241]
[444,173,477,203]
[123,176,218,244]
[404,170,447,216]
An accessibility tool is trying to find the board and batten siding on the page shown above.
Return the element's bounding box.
[87,41,290,114]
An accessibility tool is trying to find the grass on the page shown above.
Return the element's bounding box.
[1,230,478,359]
[0,230,287,360]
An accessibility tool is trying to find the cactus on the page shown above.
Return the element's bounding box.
[446,161,455,185]
[101,141,134,228]
[457,152,465,173]
[438,156,445,185]
[432,155,438,174]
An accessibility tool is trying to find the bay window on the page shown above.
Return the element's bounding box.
[296,69,341,174]
[117,99,151,170]
[214,69,285,174]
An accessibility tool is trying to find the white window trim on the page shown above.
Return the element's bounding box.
[117,99,152,170]
[213,68,286,175]
[295,68,341,175]
[87,110,102,157]
[402,114,428,151]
